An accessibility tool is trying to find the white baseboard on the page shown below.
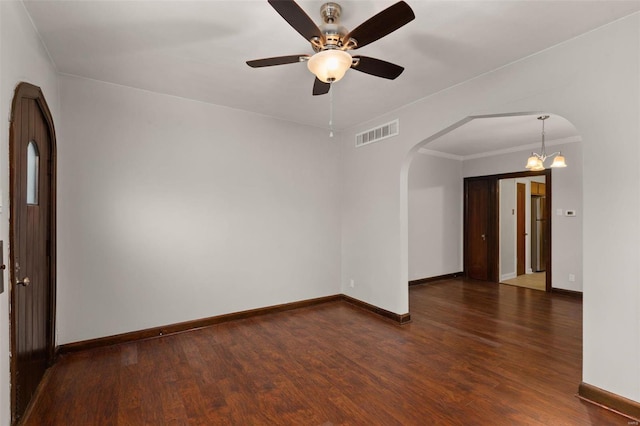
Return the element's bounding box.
[501,272,517,281]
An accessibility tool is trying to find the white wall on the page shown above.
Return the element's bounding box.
[407,153,462,281]
[463,141,582,291]
[0,1,60,424]
[499,179,516,281]
[549,144,583,292]
[57,75,341,344]
[341,13,639,402]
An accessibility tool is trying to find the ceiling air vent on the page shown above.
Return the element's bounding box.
[355,119,399,147]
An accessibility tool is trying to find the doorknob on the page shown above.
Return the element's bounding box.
[17,277,30,287]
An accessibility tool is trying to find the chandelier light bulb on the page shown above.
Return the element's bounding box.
[550,153,567,168]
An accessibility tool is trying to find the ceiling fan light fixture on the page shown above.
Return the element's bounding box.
[307,49,352,83]
[248,1,415,95]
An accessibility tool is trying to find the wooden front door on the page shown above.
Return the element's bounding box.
[517,183,526,275]
[464,178,494,281]
[10,83,57,423]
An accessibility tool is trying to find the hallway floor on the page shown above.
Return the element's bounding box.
[502,272,546,291]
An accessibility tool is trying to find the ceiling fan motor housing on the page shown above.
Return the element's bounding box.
[317,3,349,51]
[316,24,348,51]
[321,2,342,24]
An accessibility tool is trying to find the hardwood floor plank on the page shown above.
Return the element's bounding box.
[23,279,630,424]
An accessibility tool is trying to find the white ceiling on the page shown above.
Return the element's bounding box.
[23,0,640,149]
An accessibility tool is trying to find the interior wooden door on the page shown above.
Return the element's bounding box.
[517,183,526,275]
[10,83,56,423]
[465,179,492,281]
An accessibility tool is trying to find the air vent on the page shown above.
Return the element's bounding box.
[355,119,399,147]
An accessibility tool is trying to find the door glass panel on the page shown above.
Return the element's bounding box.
[27,141,39,205]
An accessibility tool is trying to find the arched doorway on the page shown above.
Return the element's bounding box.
[402,112,582,300]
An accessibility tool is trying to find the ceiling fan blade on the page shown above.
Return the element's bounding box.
[268,0,324,42]
[344,1,415,49]
[351,56,404,80]
[246,55,309,68]
[313,78,331,96]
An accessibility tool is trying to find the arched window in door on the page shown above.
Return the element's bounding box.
[27,140,39,205]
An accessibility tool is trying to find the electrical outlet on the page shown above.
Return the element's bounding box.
[569,274,575,282]
[349,279,355,288]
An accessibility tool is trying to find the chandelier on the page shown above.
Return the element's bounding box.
[525,115,567,171]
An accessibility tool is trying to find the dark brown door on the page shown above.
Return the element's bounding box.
[517,183,526,275]
[10,83,57,423]
[465,179,492,281]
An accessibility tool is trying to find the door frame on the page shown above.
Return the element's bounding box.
[516,183,526,276]
[9,82,57,423]
[464,169,551,291]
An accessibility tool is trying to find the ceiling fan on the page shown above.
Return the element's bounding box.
[247,0,415,96]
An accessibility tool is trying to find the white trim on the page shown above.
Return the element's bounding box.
[501,273,517,281]
[461,135,582,160]
[418,135,581,161]
[417,148,463,161]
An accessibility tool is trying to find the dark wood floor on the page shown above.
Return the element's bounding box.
[24,278,627,425]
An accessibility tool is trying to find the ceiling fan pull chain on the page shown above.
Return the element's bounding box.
[329,83,334,137]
